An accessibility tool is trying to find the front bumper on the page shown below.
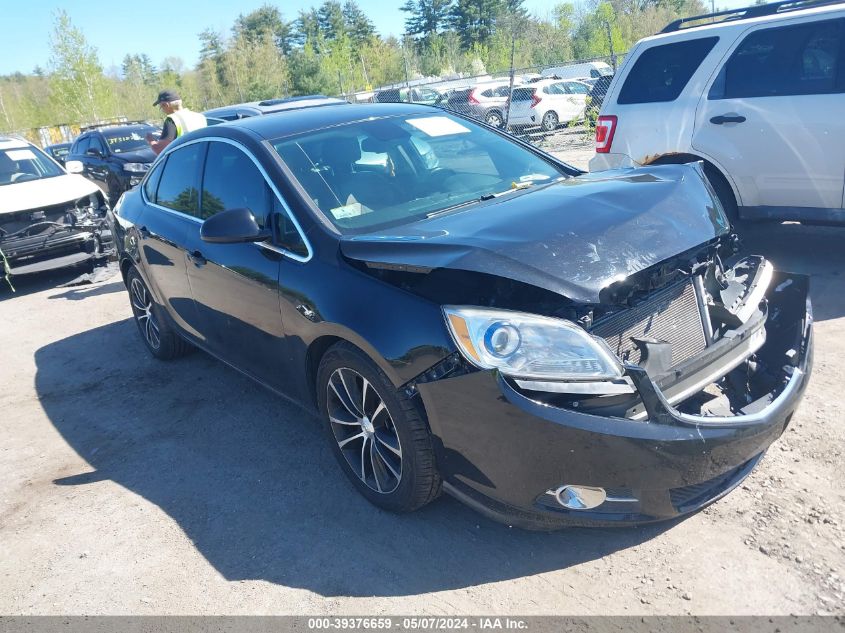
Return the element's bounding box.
[417,273,812,529]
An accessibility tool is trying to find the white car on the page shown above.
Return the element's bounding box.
[589,0,845,223]
[540,61,614,82]
[0,136,110,283]
[507,79,591,131]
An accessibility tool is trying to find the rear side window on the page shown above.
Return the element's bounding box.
[618,37,719,104]
[710,18,844,99]
[156,143,204,216]
[511,87,535,101]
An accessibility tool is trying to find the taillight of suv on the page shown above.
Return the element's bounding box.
[531,90,541,109]
[595,115,617,153]
[468,90,481,105]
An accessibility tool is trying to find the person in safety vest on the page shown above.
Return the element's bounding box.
[146,89,207,155]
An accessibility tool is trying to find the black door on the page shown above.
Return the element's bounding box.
[138,143,206,340]
[183,140,289,390]
[84,134,110,195]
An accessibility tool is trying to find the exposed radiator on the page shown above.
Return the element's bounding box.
[591,279,707,368]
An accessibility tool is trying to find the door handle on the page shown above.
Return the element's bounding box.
[710,114,746,125]
[187,250,207,266]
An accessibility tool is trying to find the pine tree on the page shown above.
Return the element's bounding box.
[400,0,454,38]
[233,4,294,55]
[343,0,376,46]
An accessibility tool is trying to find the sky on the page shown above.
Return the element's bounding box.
[2,0,757,76]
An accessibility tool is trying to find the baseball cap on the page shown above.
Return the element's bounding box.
[153,90,180,106]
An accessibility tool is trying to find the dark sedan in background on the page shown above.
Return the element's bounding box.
[109,103,811,529]
[44,142,72,166]
[65,123,159,206]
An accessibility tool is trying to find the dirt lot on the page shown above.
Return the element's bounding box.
[0,221,843,616]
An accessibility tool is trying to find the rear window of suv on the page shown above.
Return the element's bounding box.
[710,18,845,99]
[617,37,719,104]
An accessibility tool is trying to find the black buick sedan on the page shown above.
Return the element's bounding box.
[109,103,812,529]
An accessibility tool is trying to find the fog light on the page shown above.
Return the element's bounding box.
[548,485,606,510]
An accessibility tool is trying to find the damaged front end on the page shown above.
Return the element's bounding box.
[0,192,112,287]
[397,244,812,527]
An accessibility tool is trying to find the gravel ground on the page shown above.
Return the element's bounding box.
[0,215,843,613]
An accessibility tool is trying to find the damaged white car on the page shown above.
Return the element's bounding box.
[0,136,111,288]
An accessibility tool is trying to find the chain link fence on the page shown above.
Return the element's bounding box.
[349,54,626,170]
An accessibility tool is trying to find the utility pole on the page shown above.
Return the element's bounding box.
[504,27,516,130]
[402,39,411,88]
[604,21,617,72]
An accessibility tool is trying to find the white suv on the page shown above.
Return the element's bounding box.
[589,0,845,223]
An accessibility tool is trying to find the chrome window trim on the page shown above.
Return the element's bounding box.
[140,136,313,263]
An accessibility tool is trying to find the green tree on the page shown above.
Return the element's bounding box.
[317,1,347,40]
[47,10,110,123]
[400,0,454,38]
[448,0,509,49]
[293,8,321,46]
[343,0,376,46]
[234,4,294,55]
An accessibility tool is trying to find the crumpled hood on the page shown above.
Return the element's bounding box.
[340,163,729,304]
[0,174,100,215]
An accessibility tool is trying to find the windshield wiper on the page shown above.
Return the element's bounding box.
[478,181,535,201]
[425,180,550,219]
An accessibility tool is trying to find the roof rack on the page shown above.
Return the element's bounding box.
[80,119,152,131]
[661,0,843,33]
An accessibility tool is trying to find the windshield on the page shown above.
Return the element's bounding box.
[272,113,566,234]
[103,126,157,153]
[0,145,64,186]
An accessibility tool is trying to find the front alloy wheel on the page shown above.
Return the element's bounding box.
[327,367,403,494]
[317,342,440,513]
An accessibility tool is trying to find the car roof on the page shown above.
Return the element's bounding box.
[198,103,444,141]
[205,95,346,117]
[0,136,31,150]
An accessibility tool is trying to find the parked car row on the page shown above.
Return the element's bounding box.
[368,61,614,131]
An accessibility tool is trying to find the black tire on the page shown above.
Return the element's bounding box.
[541,110,559,132]
[316,342,440,513]
[485,110,504,128]
[702,163,739,225]
[126,267,190,360]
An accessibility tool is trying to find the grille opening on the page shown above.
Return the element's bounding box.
[591,279,707,368]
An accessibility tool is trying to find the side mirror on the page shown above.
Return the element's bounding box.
[86,148,102,157]
[65,160,84,174]
[200,207,271,244]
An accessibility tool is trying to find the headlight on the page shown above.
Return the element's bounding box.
[123,162,150,173]
[443,306,624,382]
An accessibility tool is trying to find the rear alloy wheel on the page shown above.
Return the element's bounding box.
[485,111,504,128]
[541,111,559,132]
[317,342,440,513]
[126,267,190,360]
